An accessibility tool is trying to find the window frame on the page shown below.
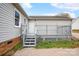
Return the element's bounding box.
[14,10,21,27]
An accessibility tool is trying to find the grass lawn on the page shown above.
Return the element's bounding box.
[35,40,79,48]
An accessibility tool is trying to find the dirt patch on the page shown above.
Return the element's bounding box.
[72,33,79,39]
[13,48,79,56]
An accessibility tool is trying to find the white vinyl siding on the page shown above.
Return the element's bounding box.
[36,20,71,26]
[29,19,71,38]
[0,3,27,43]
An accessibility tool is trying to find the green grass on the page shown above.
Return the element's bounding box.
[35,40,79,48]
[13,43,23,52]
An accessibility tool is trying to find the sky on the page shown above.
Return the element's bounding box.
[20,3,79,18]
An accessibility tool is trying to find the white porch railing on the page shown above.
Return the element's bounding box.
[21,24,36,47]
[21,24,27,46]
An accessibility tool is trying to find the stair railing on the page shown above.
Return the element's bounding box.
[21,24,27,46]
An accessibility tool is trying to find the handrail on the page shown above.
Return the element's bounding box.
[22,24,27,35]
[21,24,27,46]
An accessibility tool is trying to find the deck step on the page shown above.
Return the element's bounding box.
[23,38,36,47]
[24,42,35,43]
[23,34,36,47]
[23,45,36,47]
[26,35,36,38]
[25,40,35,42]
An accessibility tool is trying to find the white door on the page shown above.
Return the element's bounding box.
[28,20,35,34]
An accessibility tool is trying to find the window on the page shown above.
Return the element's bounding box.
[15,11,20,26]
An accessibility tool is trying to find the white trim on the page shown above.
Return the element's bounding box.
[14,8,21,28]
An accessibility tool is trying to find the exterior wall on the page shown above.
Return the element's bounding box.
[0,36,21,55]
[0,3,28,55]
[36,20,71,35]
[28,19,72,39]
[21,13,28,25]
[36,20,71,26]
[0,3,27,43]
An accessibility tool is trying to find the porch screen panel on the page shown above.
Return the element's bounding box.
[62,26,71,36]
[47,25,57,35]
[57,26,71,38]
[57,26,63,35]
[36,25,46,35]
[36,25,71,37]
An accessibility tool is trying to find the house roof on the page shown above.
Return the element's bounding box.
[29,16,72,21]
[12,3,29,18]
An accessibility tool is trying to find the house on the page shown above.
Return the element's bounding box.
[0,3,72,55]
[28,16,72,39]
[0,3,28,55]
[23,16,72,47]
